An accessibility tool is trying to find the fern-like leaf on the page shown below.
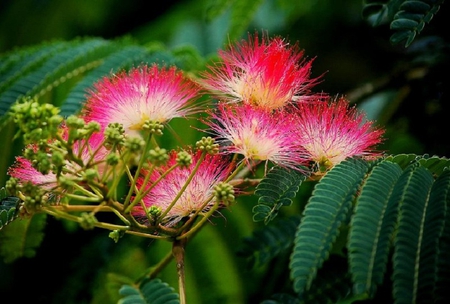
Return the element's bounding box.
[0,41,69,94]
[0,195,20,230]
[419,168,450,302]
[387,153,450,176]
[0,213,47,263]
[392,164,436,304]
[289,158,370,295]
[390,0,444,47]
[434,169,450,302]
[118,278,179,304]
[348,160,403,298]
[253,166,308,224]
[236,215,301,269]
[362,0,392,27]
[0,38,117,118]
[59,45,151,116]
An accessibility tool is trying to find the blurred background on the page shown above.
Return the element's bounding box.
[1,0,449,303]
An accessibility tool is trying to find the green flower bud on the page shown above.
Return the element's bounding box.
[196,137,219,155]
[85,121,101,133]
[108,229,125,243]
[104,123,125,147]
[106,153,120,166]
[213,182,235,206]
[59,176,75,189]
[35,151,51,174]
[148,147,169,165]
[51,150,66,168]
[176,150,192,167]
[79,212,98,230]
[5,177,18,196]
[83,168,98,182]
[124,137,145,154]
[66,115,85,129]
[143,120,164,136]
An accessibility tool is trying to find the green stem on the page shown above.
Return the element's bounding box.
[158,151,206,221]
[176,201,219,240]
[139,251,174,281]
[172,238,187,304]
[124,163,179,214]
[122,132,154,208]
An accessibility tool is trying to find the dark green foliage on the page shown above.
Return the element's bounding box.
[236,215,301,269]
[392,164,435,303]
[118,278,179,304]
[0,194,20,230]
[387,154,450,175]
[348,160,403,297]
[0,38,116,117]
[362,0,444,47]
[289,158,370,295]
[434,169,450,302]
[253,166,308,224]
[0,213,47,263]
[0,37,197,122]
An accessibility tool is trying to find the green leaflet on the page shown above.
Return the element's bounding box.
[253,166,308,224]
[348,160,403,297]
[0,213,47,263]
[289,158,370,295]
[0,195,20,230]
[362,0,444,47]
[118,278,179,304]
[392,164,435,304]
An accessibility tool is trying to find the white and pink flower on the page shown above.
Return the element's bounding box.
[200,32,324,111]
[294,97,384,169]
[204,103,309,170]
[82,64,202,137]
[132,150,233,226]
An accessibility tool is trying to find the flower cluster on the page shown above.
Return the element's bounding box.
[6,32,384,239]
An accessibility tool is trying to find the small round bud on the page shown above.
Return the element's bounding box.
[51,150,66,168]
[196,137,219,155]
[83,168,98,182]
[148,147,169,165]
[176,150,192,167]
[124,137,145,154]
[79,212,98,230]
[66,115,85,129]
[143,120,164,136]
[213,182,235,206]
[104,123,125,147]
[148,206,162,224]
[106,153,120,166]
[5,177,18,196]
[108,230,125,243]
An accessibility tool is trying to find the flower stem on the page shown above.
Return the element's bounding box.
[158,151,206,221]
[172,238,187,304]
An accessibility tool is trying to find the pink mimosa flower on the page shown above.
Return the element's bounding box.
[294,97,384,170]
[8,125,108,195]
[200,32,324,111]
[204,103,309,170]
[8,156,58,191]
[132,150,233,227]
[82,64,201,137]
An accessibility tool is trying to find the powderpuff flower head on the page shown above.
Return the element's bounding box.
[294,97,384,170]
[132,150,233,227]
[8,125,108,195]
[82,64,201,137]
[200,32,323,111]
[204,103,309,170]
